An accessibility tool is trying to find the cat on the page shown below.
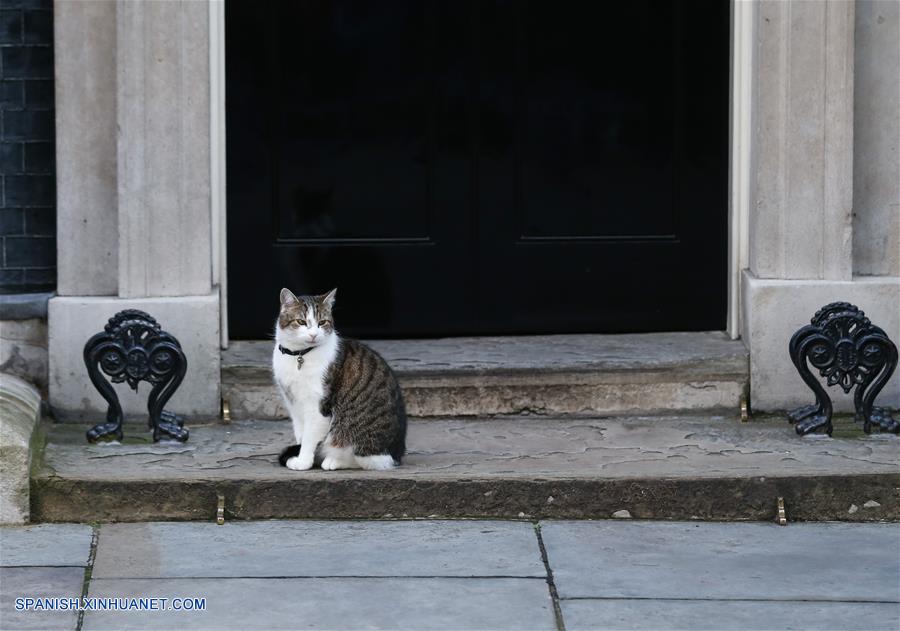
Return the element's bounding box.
[273,287,407,471]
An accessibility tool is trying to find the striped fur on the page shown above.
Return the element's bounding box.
[274,288,406,469]
[321,338,407,461]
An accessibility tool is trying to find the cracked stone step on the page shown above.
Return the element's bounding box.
[31,415,900,523]
[222,332,749,418]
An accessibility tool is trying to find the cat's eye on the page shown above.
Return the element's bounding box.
[291,319,306,328]
[318,320,330,327]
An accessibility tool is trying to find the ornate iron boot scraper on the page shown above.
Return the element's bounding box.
[787,302,898,436]
[83,310,189,443]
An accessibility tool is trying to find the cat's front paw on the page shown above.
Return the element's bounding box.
[321,456,345,471]
[285,456,314,471]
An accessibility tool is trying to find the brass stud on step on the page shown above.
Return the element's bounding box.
[217,494,225,525]
[776,497,787,526]
[222,398,231,423]
[740,396,750,422]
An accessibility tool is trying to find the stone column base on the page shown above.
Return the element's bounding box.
[741,271,900,412]
[0,373,41,523]
[48,292,221,421]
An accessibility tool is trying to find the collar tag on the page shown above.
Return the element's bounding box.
[278,344,315,369]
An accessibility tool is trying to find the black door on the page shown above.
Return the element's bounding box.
[226,0,729,339]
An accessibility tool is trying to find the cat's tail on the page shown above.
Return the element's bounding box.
[278,444,301,467]
[389,400,408,465]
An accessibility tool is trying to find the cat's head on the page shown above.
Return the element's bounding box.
[275,288,337,349]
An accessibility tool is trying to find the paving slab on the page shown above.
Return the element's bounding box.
[0,524,94,567]
[83,577,556,630]
[32,415,900,522]
[92,520,544,578]
[0,567,84,631]
[223,332,748,417]
[561,599,900,631]
[540,521,900,602]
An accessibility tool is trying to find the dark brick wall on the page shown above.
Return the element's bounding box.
[0,0,55,294]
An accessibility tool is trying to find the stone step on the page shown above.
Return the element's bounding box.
[31,415,899,523]
[222,332,749,418]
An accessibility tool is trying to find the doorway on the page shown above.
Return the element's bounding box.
[226,0,729,339]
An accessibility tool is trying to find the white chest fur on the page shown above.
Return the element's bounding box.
[272,335,339,422]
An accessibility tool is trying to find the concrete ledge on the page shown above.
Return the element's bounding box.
[0,292,53,320]
[223,333,749,418]
[226,376,747,419]
[0,373,42,524]
[742,271,900,411]
[48,293,221,420]
[31,473,900,524]
[31,416,900,523]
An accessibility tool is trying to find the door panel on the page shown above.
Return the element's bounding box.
[226,0,729,338]
[513,1,677,241]
[274,2,435,242]
[476,0,728,334]
[228,0,477,338]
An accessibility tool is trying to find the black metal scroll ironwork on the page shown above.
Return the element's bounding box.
[788,302,898,436]
[83,310,189,443]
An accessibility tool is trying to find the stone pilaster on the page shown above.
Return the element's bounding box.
[751,0,854,282]
[853,0,900,276]
[53,0,118,296]
[116,0,212,298]
[745,0,899,411]
[49,1,220,420]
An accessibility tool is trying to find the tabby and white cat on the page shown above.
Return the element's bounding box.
[273,288,407,470]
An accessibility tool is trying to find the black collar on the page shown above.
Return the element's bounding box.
[278,344,315,358]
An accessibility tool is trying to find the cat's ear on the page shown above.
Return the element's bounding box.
[322,287,337,309]
[280,288,298,306]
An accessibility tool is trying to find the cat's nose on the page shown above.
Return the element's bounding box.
[308,332,318,341]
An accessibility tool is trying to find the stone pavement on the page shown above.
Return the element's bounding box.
[0,523,93,630]
[1,520,898,631]
[32,415,900,522]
